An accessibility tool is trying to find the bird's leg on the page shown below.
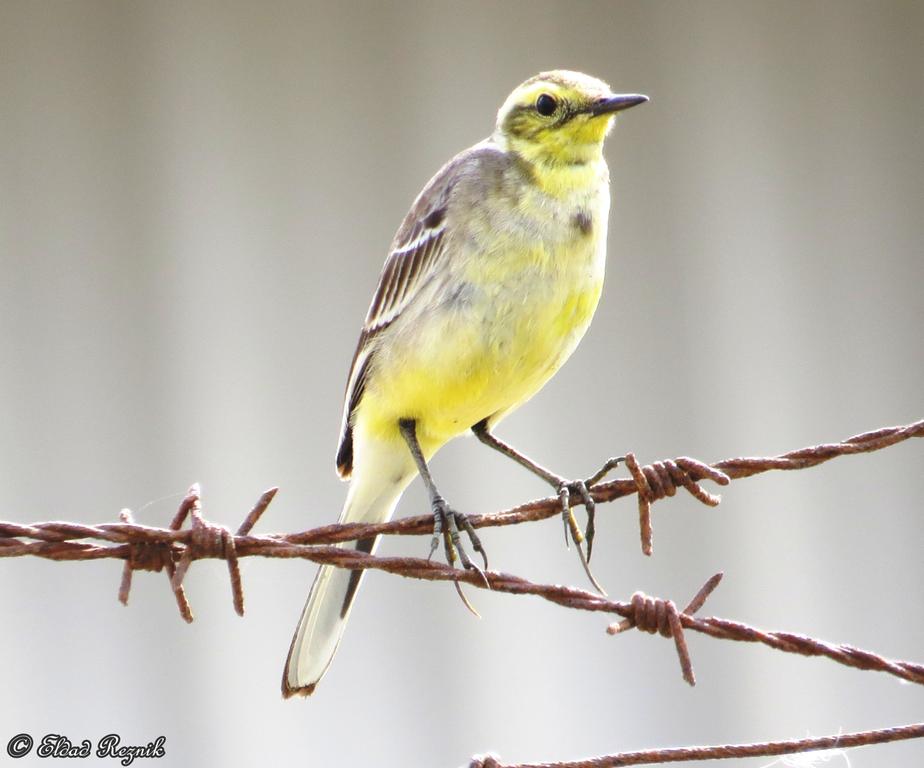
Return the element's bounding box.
[472,419,623,590]
[398,419,489,577]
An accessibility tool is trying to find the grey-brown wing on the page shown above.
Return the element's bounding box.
[334,175,454,478]
[363,210,447,335]
[334,142,509,478]
[334,235,447,478]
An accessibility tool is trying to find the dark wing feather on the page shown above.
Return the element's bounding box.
[335,223,447,478]
[334,143,507,478]
[334,190,455,477]
[364,218,446,334]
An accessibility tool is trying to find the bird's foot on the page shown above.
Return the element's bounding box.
[429,495,489,589]
[555,456,625,595]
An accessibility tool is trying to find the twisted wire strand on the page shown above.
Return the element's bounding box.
[1,419,922,687]
[469,722,924,768]
[2,419,923,767]
[2,418,919,554]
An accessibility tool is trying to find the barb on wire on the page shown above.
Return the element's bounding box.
[297,558,923,689]
[1,418,923,766]
[0,419,922,686]
[469,722,924,768]
[607,572,724,685]
[2,419,918,559]
[4,516,924,690]
[288,417,923,553]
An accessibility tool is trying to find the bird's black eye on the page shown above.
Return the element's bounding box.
[536,93,557,117]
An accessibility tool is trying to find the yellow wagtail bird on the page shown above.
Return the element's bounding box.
[283,70,647,697]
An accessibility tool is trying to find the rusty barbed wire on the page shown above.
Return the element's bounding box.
[0,419,921,684]
[468,722,924,768]
[606,573,724,686]
[2,418,919,558]
[283,557,924,688]
[2,512,924,689]
[1,418,923,766]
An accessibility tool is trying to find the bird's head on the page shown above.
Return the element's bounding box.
[495,70,647,166]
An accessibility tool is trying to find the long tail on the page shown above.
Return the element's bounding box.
[282,448,413,697]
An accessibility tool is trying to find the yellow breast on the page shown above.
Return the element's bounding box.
[360,239,604,452]
[357,155,610,455]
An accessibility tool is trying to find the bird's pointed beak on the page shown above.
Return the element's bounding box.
[589,93,649,117]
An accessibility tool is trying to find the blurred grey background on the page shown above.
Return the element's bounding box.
[1,2,922,766]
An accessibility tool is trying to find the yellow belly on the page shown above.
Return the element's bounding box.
[357,252,603,454]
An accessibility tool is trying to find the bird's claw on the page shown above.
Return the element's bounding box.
[455,511,489,571]
[555,456,624,594]
[431,498,490,592]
